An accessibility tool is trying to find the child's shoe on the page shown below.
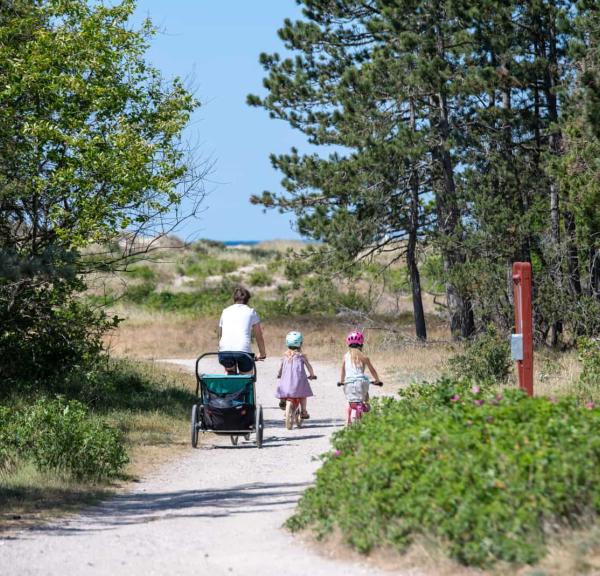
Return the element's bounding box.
[301,411,310,420]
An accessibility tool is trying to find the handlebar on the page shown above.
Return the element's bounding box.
[337,380,383,387]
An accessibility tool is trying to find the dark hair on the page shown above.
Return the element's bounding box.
[233,286,251,304]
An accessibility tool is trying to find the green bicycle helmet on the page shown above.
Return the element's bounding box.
[285,331,303,348]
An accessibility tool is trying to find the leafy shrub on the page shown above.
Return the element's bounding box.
[86,292,117,308]
[421,253,445,293]
[0,296,118,391]
[449,325,511,384]
[192,239,225,252]
[3,398,128,481]
[180,256,241,278]
[144,287,231,315]
[576,337,600,401]
[248,269,273,287]
[123,281,156,303]
[127,265,156,281]
[0,406,16,470]
[287,379,600,567]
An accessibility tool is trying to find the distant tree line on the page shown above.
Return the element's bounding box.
[249,0,600,344]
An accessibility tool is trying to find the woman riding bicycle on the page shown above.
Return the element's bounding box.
[218,286,266,374]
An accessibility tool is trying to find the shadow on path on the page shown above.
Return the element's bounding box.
[14,481,310,538]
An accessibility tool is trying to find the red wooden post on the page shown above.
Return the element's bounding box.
[512,262,533,396]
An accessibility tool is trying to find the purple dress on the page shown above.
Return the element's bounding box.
[276,353,314,399]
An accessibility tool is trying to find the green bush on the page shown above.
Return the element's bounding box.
[449,325,511,384]
[0,406,16,470]
[0,295,118,391]
[248,269,273,287]
[576,337,600,402]
[127,265,156,281]
[144,287,231,315]
[287,379,600,567]
[180,256,241,278]
[123,281,156,303]
[2,398,128,481]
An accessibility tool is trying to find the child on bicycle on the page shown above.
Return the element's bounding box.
[340,331,381,413]
[276,331,316,420]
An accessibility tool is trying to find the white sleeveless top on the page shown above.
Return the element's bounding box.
[344,352,366,380]
[343,352,369,402]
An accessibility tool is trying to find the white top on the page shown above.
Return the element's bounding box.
[344,352,366,380]
[218,304,260,353]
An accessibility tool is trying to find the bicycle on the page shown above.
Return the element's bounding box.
[284,375,317,430]
[337,379,383,425]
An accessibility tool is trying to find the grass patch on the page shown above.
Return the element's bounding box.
[0,460,110,532]
[180,255,244,278]
[248,268,273,287]
[0,359,195,528]
[287,378,600,567]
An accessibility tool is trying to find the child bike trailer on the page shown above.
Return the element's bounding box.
[191,352,264,448]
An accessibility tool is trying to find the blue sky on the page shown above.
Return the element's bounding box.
[132,0,306,242]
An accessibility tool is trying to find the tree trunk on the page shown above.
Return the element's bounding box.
[543,19,564,347]
[564,209,582,297]
[407,99,427,340]
[430,92,475,339]
[590,247,600,299]
[429,21,475,339]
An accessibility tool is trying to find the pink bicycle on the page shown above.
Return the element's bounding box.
[337,379,383,425]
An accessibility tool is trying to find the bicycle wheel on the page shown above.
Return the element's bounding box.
[295,405,303,428]
[285,400,293,430]
[191,404,199,448]
[256,405,264,448]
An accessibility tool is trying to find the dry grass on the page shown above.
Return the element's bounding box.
[303,526,600,576]
[105,312,455,388]
[0,461,111,534]
[106,312,584,397]
[0,362,194,533]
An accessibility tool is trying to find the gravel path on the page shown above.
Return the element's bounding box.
[0,357,419,576]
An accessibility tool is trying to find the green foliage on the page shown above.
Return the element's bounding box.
[1,398,128,482]
[248,269,273,287]
[449,326,512,384]
[127,265,156,281]
[180,256,241,279]
[123,281,157,304]
[288,379,600,567]
[191,239,226,254]
[0,293,119,390]
[0,0,199,249]
[0,0,202,394]
[420,254,445,294]
[143,287,231,315]
[252,278,369,319]
[250,0,600,344]
[576,338,600,402]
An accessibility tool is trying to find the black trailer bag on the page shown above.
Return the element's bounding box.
[203,388,255,430]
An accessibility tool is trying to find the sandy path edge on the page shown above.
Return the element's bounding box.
[0,357,420,576]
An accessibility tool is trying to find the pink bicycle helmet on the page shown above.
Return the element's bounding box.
[346,330,364,346]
